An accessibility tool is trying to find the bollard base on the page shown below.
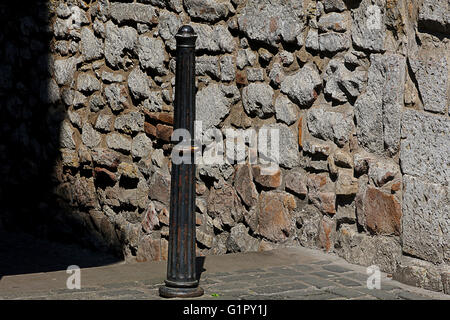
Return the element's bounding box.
[159,285,204,298]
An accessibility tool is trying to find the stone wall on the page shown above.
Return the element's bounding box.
[0,0,448,293]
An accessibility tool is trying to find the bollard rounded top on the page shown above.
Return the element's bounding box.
[178,25,195,36]
[176,25,197,47]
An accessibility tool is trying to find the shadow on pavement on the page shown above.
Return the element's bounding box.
[0,229,121,280]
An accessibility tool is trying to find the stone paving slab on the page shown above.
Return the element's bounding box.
[0,246,449,300]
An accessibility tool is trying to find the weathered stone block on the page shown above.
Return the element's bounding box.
[317,215,336,252]
[307,107,354,147]
[207,183,244,228]
[335,224,402,273]
[356,186,401,235]
[354,53,406,155]
[105,84,128,112]
[335,169,358,196]
[285,170,307,197]
[368,159,398,187]
[131,133,152,159]
[60,121,77,149]
[137,36,166,75]
[80,27,103,61]
[274,94,298,126]
[128,67,151,101]
[196,55,220,79]
[234,164,258,208]
[196,83,240,131]
[402,175,449,264]
[192,23,235,53]
[114,111,144,134]
[280,63,321,108]
[226,223,259,253]
[255,191,296,242]
[237,0,306,46]
[106,133,132,153]
[149,170,171,206]
[77,73,101,93]
[242,82,274,118]
[92,148,121,170]
[318,12,350,32]
[324,58,366,103]
[418,0,450,34]
[400,109,450,186]
[185,0,234,22]
[136,235,160,262]
[104,21,137,68]
[81,122,101,149]
[108,3,158,25]
[319,32,351,53]
[252,164,282,189]
[409,56,448,115]
[393,256,445,292]
[351,0,386,52]
[259,123,299,169]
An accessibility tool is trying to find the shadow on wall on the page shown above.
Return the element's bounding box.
[0,3,122,278]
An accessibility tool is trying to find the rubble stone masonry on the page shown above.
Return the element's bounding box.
[0,0,448,293]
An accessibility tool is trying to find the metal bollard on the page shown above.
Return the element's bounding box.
[159,25,204,298]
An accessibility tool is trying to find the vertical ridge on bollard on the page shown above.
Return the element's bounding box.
[159,25,203,298]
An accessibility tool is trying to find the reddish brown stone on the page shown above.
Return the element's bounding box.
[207,183,243,228]
[136,236,161,262]
[236,70,248,85]
[335,169,358,195]
[94,167,117,183]
[234,164,258,207]
[161,238,168,261]
[143,110,174,125]
[144,122,157,137]
[285,170,307,196]
[149,170,171,205]
[252,165,282,189]
[158,207,170,226]
[141,203,159,233]
[391,181,401,192]
[158,113,174,125]
[156,123,173,142]
[91,148,121,170]
[196,213,202,226]
[307,173,327,190]
[307,173,336,215]
[318,215,335,252]
[317,192,336,215]
[256,191,296,242]
[362,186,402,235]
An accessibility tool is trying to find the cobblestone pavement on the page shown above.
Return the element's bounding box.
[1,243,449,301]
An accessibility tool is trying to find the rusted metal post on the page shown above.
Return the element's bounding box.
[159,25,203,298]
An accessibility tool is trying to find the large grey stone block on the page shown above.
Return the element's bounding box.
[354,53,406,155]
[402,175,449,264]
[409,56,448,115]
[418,0,450,34]
[400,109,450,186]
